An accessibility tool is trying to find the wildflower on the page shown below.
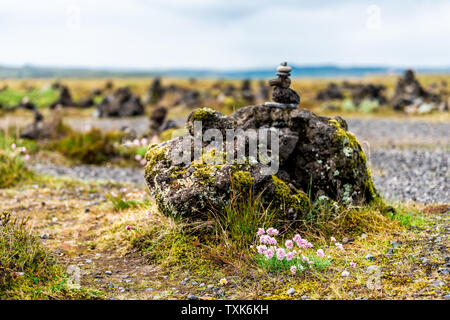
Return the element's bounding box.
[20,146,27,153]
[257,228,265,236]
[125,226,131,231]
[335,243,344,250]
[269,236,277,245]
[219,278,228,285]
[285,240,294,249]
[133,139,140,146]
[302,255,309,263]
[11,143,16,150]
[257,245,267,254]
[316,249,325,257]
[140,159,147,166]
[266,227,279,236]
[265,248,274,259]
[341,270,350,277]
[141,138,148,146]
[330,236,336,242]
[259,235,268,244]
[24,154,30,161]
[135,154,142,161]
[146,210,151,216]
[290,265,297,274]
[350,262,356,268]
[305,242,313,248]
[298,265,304,271]
[276,248,286,261]
[286,251,295,261]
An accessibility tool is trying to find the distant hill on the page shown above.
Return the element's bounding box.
[0,64,449,79]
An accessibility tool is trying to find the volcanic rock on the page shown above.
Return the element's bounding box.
[144,104,377,220]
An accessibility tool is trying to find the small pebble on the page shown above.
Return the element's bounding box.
[286,288,296,296]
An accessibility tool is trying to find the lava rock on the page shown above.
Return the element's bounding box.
[144,103,378,220]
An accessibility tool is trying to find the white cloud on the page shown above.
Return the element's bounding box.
[0,0,449,69]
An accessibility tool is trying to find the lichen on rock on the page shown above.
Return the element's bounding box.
[144,104,379,221]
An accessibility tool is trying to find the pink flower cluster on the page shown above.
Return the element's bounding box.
[256,228,323,264]
[10,144,30,161]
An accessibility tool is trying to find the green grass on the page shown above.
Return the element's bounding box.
[211,185,279,249]
[0,210,97,299]
[0,151,34,188]
[109,194,150,211]
[256,254,332,274]
[47,128,124,164]
[0,88,59,108]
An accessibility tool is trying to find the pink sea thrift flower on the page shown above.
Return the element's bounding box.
[293,234,301,244]
[276,248,286,261]
[335,243,344,250]
[11,143,16,150]
[290,265,297,274]
[24,154,30,161]
[316,249,325,257]
[125,226,131,231]
[350,262,356,268]
[266,228,279,236]
[257,228,265,236]
[135,154,142,161]
[285,240,294,249]
[330,236,336,242]
[286,251,295,261]
[257,245,267,254]
[265,248,274,259]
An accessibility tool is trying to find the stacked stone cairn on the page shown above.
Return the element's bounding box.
[265,61,300,108]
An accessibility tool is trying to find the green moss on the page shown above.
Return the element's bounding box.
[192,166,215,185]
[271,175,311,213]
[232,170,254,189]
[144,144,169,176]
[191,107,216,121]
[159,128,187,142]
[329,119,378,202]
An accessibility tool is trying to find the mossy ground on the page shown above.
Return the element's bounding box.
[0,166,447,299]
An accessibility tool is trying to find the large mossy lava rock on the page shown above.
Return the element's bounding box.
[144,105,378,219]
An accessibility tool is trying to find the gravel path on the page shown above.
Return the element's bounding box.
[30,163,145,186]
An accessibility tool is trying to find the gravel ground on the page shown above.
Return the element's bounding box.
[369,148,449,204]
[347,118,450,147]
[30,163,145,186]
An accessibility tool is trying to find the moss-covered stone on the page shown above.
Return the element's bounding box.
[191,107,216,121]
[232,170,254,189]
[272,175,311,213]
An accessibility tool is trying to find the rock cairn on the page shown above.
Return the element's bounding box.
[266,61,300,108]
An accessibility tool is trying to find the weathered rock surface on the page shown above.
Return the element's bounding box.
[144,105,377,219]
[96,87,144,117]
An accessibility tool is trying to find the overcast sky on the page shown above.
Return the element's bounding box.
[1,0,449,69]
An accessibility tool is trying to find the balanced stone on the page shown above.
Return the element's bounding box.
[277,65,292,73]
[268,61,300,105]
